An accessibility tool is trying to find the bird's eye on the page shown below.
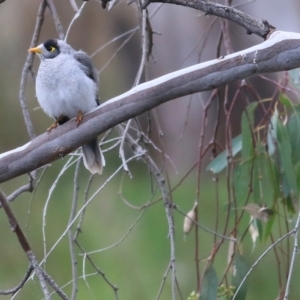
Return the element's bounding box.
[46,46,56,52]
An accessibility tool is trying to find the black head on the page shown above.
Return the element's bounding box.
[42,39,61,59]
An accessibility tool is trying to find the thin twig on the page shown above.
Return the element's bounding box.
[284,208,300,299]
[116,125,177,300]
[20,0,48,139]
[68,0,78,11]
[0,190,31,252]
[155,263,171,300]
[41,267,69,300]
[6,172,35,203]
[75,241,119,299]
[73,174,94,241]
[133,8,149,86]
[0,265,33,295]
[119,8,150,177]
[42,155,76,266]
[91,27,139,58]
[232,230,294,300]
[68,159,81,300]
[119,119,133,177]
[65,2,87,42]
[27,252,52,300]
[26,167,48,228]
[84,195,150,255]
[143,0,275,39]
[46,0,65,40]
[39,154,143,266]
[0,190,51,299]
[98,30,136,73]
[175,206,236,242]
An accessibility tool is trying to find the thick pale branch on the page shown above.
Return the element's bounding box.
[0,31,300,183]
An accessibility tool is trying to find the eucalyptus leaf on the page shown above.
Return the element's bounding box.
[206,135,242,174]
[233,160,252,205]
[242,203,273,223]
[232,253,248,300]
[241,102,257,160]
[277,120,298,195]
[264,213,275,241]
[199,265,218,300]
[287,107,300,164]
[279,93,293,108]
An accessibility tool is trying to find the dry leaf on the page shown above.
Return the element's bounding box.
[242,203,273,222]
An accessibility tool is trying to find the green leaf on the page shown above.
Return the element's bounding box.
[241,102,257,160]
[252,155,262,204]
[265,156,280,201]
[283,195,296,215]
[295,161,300,192]
[252,149,279,205]
[232,253,248,300]
[277,119,298,195]
[279,93,293,108]
[206,135,242,174]
[233,160,252,205]
[264,213,276,241]
[199,265,218,300]
[287,107,300,164]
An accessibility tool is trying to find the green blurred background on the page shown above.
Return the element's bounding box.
[0,0,300,299]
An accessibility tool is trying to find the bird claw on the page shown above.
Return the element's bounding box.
[47,112,82,132]
[76,110,83,127]
[47,121,58,132]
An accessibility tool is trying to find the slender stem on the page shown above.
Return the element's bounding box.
[284,208,300,299]
[19,0,47,139]
[68,159,81,300]
[0,265,33,295]
[46,0,65,40]
[0,190,52,299]
[232,230,294,300]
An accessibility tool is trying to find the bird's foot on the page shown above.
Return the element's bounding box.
[47,115,69,132]
[76,110,83,127]
[47,121,58,132]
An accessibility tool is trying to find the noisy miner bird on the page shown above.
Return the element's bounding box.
[28,39,105,174]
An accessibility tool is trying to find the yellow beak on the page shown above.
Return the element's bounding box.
[28,46,42,53]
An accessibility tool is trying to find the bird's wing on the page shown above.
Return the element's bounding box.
[73,51,99,86]
[74,51,100,105]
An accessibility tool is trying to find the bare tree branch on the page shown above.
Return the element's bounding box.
[143,0,275,39]
[68,0,79,11]
[6,173,34,203]
[0,190,52,298]
[284,208,300,299]
[20,0,47,140]
[1,31,300,183]
[46,0,65,40]
[0,190,69,299]
[0,265,33,295]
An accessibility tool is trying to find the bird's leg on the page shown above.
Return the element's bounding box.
[47,120,59,132]
[76,110,83,127]
[47,115,69,132]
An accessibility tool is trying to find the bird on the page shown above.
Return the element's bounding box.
[28,39,105,174]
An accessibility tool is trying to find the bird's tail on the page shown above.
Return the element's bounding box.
[82,139,105,175]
